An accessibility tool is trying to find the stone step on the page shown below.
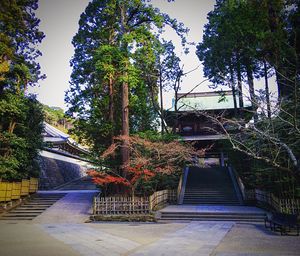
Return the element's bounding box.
[184,198,238,201]
[184,190,235,192]
[183,200,239,203]
[22,204,54,207]
[33,195,66,199]
[16,208,48,212]
[184,194,237,197]
[183,200,240,202]
[182,201,241,203]
[182,203,241,206]
[184,195,236,198]
[17,205,50,209]
[2,213,41,217]
[29,198,63,202]
[158,217,264,223]
[9,210,45,213]
[0,216,34,220]
[0,193,66,221]
[159,212,265,222]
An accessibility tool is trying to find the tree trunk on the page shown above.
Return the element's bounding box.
[121,69,130,166]
[159,68,165,135]
[246,64,258,123]
[229,64,238,117]
[173,79,179,133]
[263,60,271,119]
[120,2,130,167]
[237,59,243,109]
[8,120,16,134]
[109,74,114,143]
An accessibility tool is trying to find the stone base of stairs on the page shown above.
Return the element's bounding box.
[0,193,66,221]
[157,205,266,223]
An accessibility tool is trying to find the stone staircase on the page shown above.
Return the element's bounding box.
[158,166,266,222]
[183,167,241,205]
[0,193,65,221]
[159,208,266,222]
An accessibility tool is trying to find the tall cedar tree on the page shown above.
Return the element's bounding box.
[66,0,188,167]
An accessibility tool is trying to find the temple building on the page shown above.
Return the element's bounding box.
[165,91,252,167]
[42,122,89,158]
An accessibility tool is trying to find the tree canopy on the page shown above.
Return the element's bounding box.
[0,0,44,180]
[66,0,188,165]
[196,0,300,197]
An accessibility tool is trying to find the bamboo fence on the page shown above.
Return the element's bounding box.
[93,189,176,215]
[245,189,300,214]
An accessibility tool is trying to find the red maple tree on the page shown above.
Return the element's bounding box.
[87,164,155,197]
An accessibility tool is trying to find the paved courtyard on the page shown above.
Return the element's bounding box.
[0,190,299,256]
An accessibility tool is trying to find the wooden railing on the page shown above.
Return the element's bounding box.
[93,189,176,215]
[0,178,39,205]
[150,189,176,211]
[245,189,300,214]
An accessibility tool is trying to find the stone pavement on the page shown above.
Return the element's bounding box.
[40,222,233,256]
[211,223,300,256]
[1,220,300,256]
[1,188,299,256]
[0,223,80,256]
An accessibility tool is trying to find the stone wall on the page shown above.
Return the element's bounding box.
[38,150,92,190]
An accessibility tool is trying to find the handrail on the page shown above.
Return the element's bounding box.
[227,166,244,204]
[177,173,183,203]
[231,166,246,200]
[178,166,189,204]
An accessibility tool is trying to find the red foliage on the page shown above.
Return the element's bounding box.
[87,169,130,186]
[87,164,155,190]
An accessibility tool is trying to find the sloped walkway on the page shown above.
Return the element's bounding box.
[33,191,98,224]
[33,176,98,224]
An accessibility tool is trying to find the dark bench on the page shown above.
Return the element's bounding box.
[265,212,299,235]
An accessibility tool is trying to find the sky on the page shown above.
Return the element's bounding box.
[30,0,276,111]
[29,0,216,110]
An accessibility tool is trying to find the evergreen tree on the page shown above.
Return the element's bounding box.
[0,0,44,180]
[66,0,188,166]
[196,0,300,196]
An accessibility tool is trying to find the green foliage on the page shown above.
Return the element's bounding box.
[0,0,45,93]
[66,0,188,156]
[43,105,64,123]
[137,130,181,142]
[0,93,44,180]
[42,105,74,135]
[197,0,299,97]
[197,0,300,197]
[0,0,44,180]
